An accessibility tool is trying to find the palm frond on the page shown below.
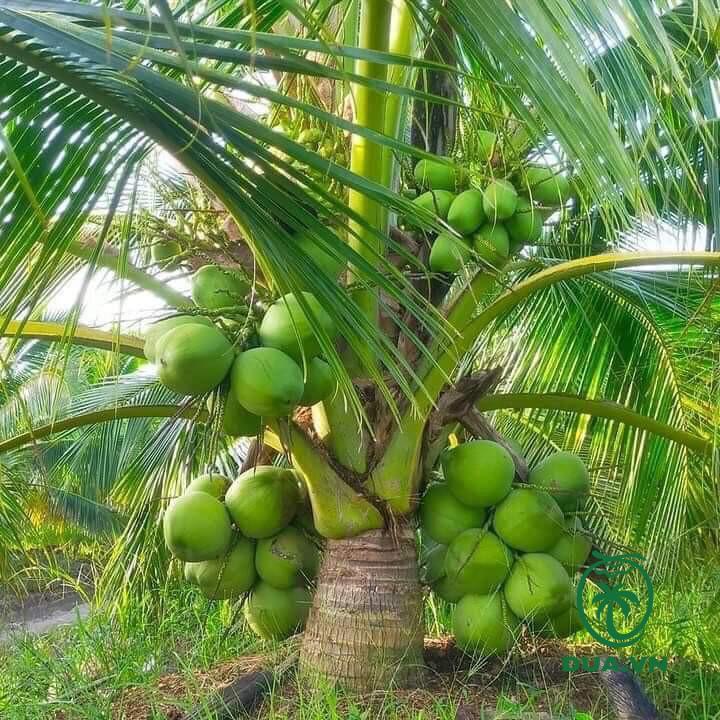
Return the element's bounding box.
[476,265,719,571]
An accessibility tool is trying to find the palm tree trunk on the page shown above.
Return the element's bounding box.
[299,527,425,690]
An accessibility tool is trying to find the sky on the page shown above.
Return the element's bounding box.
[50,268,191,334]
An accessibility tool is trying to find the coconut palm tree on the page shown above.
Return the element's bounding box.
[0,0,718,691]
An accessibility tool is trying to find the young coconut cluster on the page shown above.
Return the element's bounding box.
[163,466,320,640]
[404,134,572,273]
[268,109,348,196]
[151,238,182,269]
[419,441,592,656]
[143,265,338,434]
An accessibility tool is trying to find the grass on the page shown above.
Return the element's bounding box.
[1,559,718,719]
[1,523,102,602]
[0,586,269,719]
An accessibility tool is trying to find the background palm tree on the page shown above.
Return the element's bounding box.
[0,0,718,690]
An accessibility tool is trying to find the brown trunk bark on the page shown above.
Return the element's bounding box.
[299,527,425,690]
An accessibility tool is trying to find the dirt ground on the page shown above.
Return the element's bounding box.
[111,637,612,720]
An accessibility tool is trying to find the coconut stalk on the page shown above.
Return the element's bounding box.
[381,0,418,190]
[346,0,394,326]
[311,0,410,474]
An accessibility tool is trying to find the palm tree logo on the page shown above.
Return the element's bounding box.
[577,550,654,648]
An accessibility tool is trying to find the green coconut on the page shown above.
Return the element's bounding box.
[505,196,544,247]
[151,240,181,267]
[529,451,590,512]
[191,535,257,600]
[504,553,573,622]
[413,189,456,222]
[444,529,513,596]
[221,390,262,437]
[432,576,465,604]
[185,473,231,499]
[447,189,486,235]
[296,230,344,282]
[442,440,514,508]
[191,265,250,311]
[300,357,335,406]
[414,159,466,192]
[535,604,583,639]
[156,324,234,396]
[524,165,572,206]
[477,130,497,162]
[493,488,565,552]
[429,233,473,273]
[472,223,510,264]
[143,315,213,363]
[231,347,304,417]
[483,179,518,221]
[548,517,592,574]
[258,292,337,362]
[225,466,300,538]
[453,594,519,655]
[418,536,448,585]
[244,582,312,640]
[255,526,319,589]
[419,483,487,545]
[163,491,232,562]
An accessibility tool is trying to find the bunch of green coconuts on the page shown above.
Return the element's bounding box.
[164,466,320,640]
[419,441,592,656]
[402,131,572,273]
[143,265,338,437]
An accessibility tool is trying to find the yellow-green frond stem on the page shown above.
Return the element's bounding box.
[311,396,369,474]
[370,271,502,510]
[419,252,720,428]
[476,393,715,456]
[1,320,145,357]
[0,405,201,455]
[272,420,384,539]
[365,429,423,515]
[375,252,720,511]
[381,0,418,190]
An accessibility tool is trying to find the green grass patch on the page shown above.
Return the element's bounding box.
[0,570,718,719]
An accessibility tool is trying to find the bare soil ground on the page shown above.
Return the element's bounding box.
[111,638,612,720]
